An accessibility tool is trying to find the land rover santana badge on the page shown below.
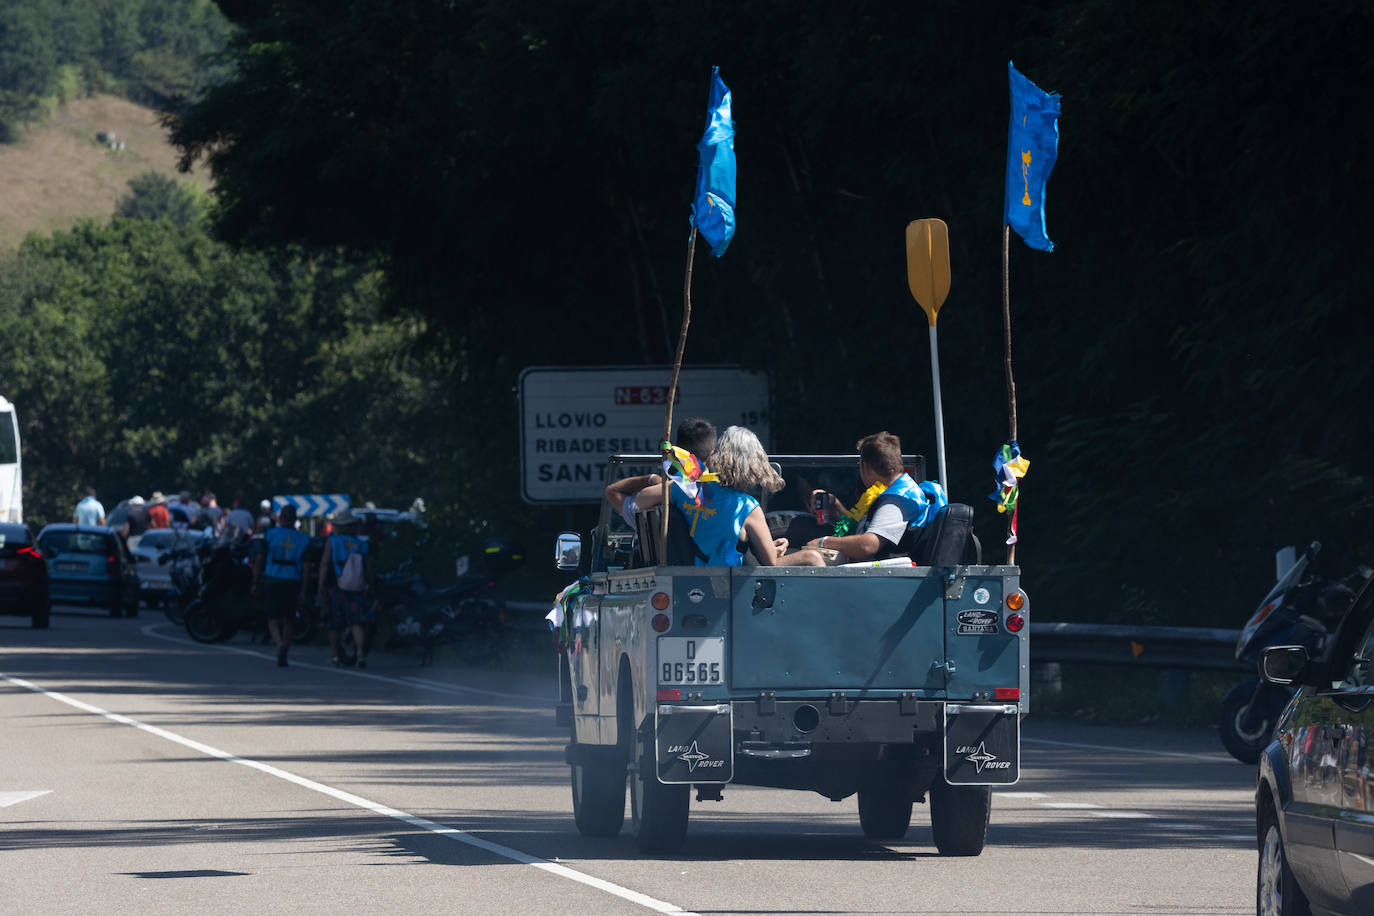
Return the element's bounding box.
[956,609,999,635]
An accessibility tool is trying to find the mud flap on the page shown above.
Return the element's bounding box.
[944,704,1020,786]
[655,703,733,784]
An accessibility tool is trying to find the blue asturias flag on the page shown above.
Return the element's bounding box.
[1004,61,1060,252]
[691,67,736,258]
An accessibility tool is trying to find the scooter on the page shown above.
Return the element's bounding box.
[1219,541,1367,764]
[183,534,317,645]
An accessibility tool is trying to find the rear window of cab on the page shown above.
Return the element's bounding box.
[41,531,114,554]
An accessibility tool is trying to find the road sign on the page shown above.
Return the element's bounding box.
[519,366,771,504]
[906,218,951,327]
[272,494,350,518]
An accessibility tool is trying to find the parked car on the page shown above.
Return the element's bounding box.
[0,522,49,628]
[1257,571,1374,915]
[36,524,140,617]
[129,527,215,607]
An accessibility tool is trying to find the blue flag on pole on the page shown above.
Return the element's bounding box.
[691,67,736,258]
[1004,61,1060,252]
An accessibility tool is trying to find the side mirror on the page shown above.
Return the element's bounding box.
[1262,645,1310,685]
[554,531,582,571]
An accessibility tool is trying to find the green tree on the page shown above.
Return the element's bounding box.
[0,2,59,140]
[115,171,205,227]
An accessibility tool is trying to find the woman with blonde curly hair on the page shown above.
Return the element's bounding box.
[606,425,823,567]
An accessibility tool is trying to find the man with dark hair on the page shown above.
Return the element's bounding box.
[252,503,310,666]
[806,430,945,562]
[606,417,717,525]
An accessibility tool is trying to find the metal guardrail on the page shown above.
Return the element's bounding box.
[508,599,1248,673]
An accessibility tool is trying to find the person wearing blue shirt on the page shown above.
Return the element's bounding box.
[608,425,824,567]
[73,488,105,527]
[316,509,372,668]
[252,504,310,666]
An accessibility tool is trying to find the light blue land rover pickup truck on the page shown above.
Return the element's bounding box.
[553,454,1028,855]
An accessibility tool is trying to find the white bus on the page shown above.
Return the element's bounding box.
[0,396,21,523]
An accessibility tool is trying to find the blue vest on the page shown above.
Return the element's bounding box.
[328,533,368,580]
[674,481,758,566]
[264,526,310,580]
[870,474,948,529]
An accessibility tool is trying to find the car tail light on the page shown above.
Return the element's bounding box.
[995,687,1020,700]
[1005,613,1025,632]
[1005,590,1025,611]
[651,613,670,632]
[107,554,118,575]
[18,545,41,559]
[651,592,671,610]
[657,688,681,701]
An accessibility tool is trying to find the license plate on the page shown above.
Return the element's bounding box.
[658,637,725,685]
[56,561,86,571]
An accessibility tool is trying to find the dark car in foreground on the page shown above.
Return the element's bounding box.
[0,522,49,627]
[36,524,140,617]
[1257,569,1374,915]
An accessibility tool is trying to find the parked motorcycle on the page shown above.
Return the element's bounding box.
[184,534,317,645]
[1219,541,1368,763]
[354,539,523,667]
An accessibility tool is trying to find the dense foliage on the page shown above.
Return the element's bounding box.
[0,0,229,140]
[8,1,1374,616]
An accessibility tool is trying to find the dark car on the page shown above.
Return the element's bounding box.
[36,524,140,617]
[1257,573,1374,915]
[0,522,49,628]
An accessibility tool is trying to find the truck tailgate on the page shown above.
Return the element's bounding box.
[728,569,947,693]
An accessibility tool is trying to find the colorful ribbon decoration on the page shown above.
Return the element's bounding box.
[990,441,1029,544]
[546,577,592,653]
[660,440,719,504]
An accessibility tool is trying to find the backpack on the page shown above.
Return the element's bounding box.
[338,550,366,592]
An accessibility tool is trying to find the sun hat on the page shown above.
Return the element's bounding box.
[151,491,166,504]
[129,495,146,505]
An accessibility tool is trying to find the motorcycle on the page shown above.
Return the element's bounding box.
[1219,541,1369,764]
[353,539,523,667]
[184,533,317,645]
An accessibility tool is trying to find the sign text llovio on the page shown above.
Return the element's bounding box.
[519,366,770,504]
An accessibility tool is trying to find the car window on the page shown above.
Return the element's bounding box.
[138,531,172,549]
[42,531,113,555]
[1338,615,1374,688]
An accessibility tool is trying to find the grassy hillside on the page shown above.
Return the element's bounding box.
[0,94,213,251]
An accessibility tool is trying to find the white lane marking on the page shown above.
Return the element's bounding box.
[0,790,51,807]
[0,672,695,916]
[994,791,1046,799]
[1039,802,1101,809]
[138,624,550,703]
[1024,736,1231,763]
[1086,810,1154,819]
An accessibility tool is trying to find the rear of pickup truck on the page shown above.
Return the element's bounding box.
[579,562,1028,853]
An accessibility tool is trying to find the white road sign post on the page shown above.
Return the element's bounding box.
[519,366,771,504]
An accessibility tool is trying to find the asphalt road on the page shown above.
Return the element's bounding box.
[1,606,1258,915]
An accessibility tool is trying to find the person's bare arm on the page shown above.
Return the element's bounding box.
[805,530,882,561]
[605,474,663,515]
[741,508,778,566]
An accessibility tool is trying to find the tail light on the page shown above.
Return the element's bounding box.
[1005,590,1025,611]
[18,545,41,560]
[1005,613,1025,632]
[657,688,682,702]
[107,554,118,575]
[651,592,671,610]
[651,613,671,632]
[995,687,1020,700]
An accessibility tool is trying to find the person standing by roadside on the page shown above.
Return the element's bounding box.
[147,492,170,529]
[125,495,150,547]
[224,497,255,540]
[73,487,105,527]
[200,493,224,533]
[317,509,372,668]
[252,504,309,667]
[166,491,195,530]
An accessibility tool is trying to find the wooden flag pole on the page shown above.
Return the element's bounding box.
[661,227,698,559]
[1002,223,1018,565]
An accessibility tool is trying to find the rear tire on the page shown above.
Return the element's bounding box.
[630,722,690,854]
[929,777,990,856]
[1220,682,1278,765]
[184,600,223,643]
[858,771,914,840]
[570,735,626,837]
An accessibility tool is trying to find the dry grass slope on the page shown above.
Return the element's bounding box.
[0,94,213,251]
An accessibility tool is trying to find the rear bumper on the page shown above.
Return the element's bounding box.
[48,579,119,604]
[0,581,46,613]
[733,694,943,746]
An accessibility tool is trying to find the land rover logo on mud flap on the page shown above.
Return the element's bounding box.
[956,609,999,635]
[955,742,1011,773]
[667,740,723,772]
[688,587,705,604]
